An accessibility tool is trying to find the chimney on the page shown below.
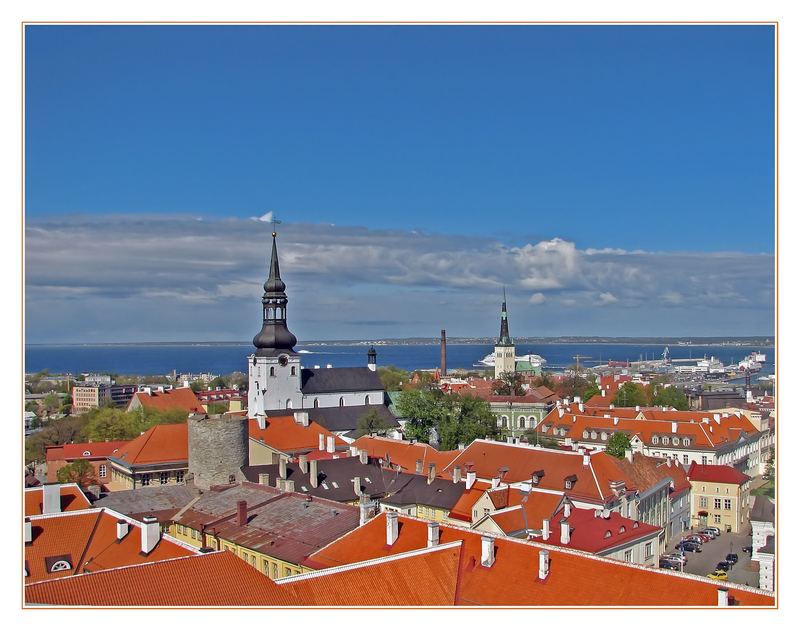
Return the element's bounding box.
[294,411,309,426]
[278,456,288,480]
[440,329,447,377]
[258,472,270,486]
[666,456,673,468]
[717,587,730,607]
[284,479,295,493]
[353,476,361,496]
[298,454,308,474]
[326,436,335,454]
[24,518,32,544]
[601,389,606,397]
[416,459,423,475]
[427,522,440,547]
[427,463,436,484]
[613,417,619,425]
[558,408,565,418]
[624,448,633,463]
[582,453,590,467]
[326,364,333,369]
[318,433,325,451]
[183,380,190,388]
[466,471,477,490]
[141,516,160,554]
[349,445,359,456]
[255,413,266,430]
[506,436,514,444]
[578,403,584,413]
[671,421,678,433]
[635,405,640,412]
[236,500,247,527]
[542,518,550,540]
[480,535,496,567]
[609,404,614,409]
[42,484,61,515]
[538,549,550,580]
[560,520,571,545]
[386,512,399,546]
[491,476,500,489]
[359,495,370,526]
[116,519,129,541]
[564,503,571,518]
[309,459,318,488]
[458,442,465,450]
[452,466,462,484]
[359,449,368,465]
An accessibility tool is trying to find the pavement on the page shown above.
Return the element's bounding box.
[664,527,760,588]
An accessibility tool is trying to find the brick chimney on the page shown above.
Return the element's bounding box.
[236,500,247,527]
[116,519,129,541]
[309,459,318,488]
[427,463,436,484]
[386,512,399,546]
[560,519,571,545]
[140,516,160,554]
[427,522,440,547]
[42,484,61,515]
[480,535,495,567]
[452,466,462,484]
[538,549,550,580]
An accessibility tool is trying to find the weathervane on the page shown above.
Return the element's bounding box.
[271,214,282,237]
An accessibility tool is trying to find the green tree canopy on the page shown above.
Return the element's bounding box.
[492,372,526,396]
[57,459,98,489]
[355,409,390,437]
[612,382,649,407]
[205,402,229,415]
[532,372,556,390]
[606,432,632,459]
[522,430,560,449]
[582,382,601,401]
[229,372,248,389]
[377,365,408,392]
[652,386,690,410]
[189,380,206,392]
[208,376,228,389]
[83,408,144,441]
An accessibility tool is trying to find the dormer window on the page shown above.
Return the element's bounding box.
[564,474,577,490]
[600,432,608,441]
[604,530,612,539]
[672,437,680,446]
[652,436,658,445]
[45,555,73,573]
[582,430,589,439]
[590,431,597,440]
[82,450,91,456]
[683,438,690,446]
[661,436,669,445]
[618,526,626,534]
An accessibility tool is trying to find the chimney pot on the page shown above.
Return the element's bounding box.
[236,500,247,527]
[427,522,440,547]
[560,519,571,545]
[480,535,496,567]
[538,549,550,580]
[309,459,318,488]
[116,519,129,541]
[141,516,160,554]
[386,512,399,545]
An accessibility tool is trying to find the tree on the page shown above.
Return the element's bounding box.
[522,430,560,449]
[83,408,144,442]
[189,380,206,392]
[208,376,228,389]
[532,372,556,391]
[396,390,440,443]
[229,372,248,389]
[652,386,690,410]
[582,382,601,402]
[556,372,590,400]
[492,372,526,396]
[606,432,632,459]
[356,409,390,437]
[57,459,98,489]
[764,447,775,481]
[205,402,229,415]
[42,393,61,416]
[612,382,648,407]
[377,365,408,392]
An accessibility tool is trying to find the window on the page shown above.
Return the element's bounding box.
[99,464,107,478]
[270,367,275,377]
[683,438,690,446]
[583,431,589,439]
[339,397,345,407]
[286,399,293,409]
[178,524,185,535]
[714,514,721,524]
[518,416,526,429]
[272,564,278,578]
[50,560,72,572]
[683,454,689,465]
[141,473,151,486]
[176,470,184,483]
[652,436,658,445]
[601,432,607,441]
[702,456,708,465]
[724,499,732,511]
[590,431,597,439]
[160,472,169,485]
[714,498,721,510]
[263,559,269,574]
[662,437,669,445]
[624,550,632,562]
[284,567,291,577]
[645,542,653,559]
[700,497,708,509]
[291,366,296,376]
[672,437,679,446]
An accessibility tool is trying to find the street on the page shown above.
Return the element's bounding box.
[666,528,759,588]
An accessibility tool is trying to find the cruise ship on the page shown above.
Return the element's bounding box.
[477,352,547,368]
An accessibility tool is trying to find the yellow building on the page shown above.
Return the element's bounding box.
[687,463,750,534]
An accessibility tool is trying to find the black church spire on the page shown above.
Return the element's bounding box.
[252,232,298,355]
[497,288,513,347]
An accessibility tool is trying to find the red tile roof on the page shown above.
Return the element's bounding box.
[304,513,774,606]
[25,551,293,606]
[25,508,196,584]
[447,481,491,522]
[248,416,346,454]
[46,441,128,462]
[127,387,203,413]
[687,463,751,485]
[353,435,460,474]
[25,484,92,516]
[111,424,188,466]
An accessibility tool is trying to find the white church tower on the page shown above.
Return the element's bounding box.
[494,289,516,379]
[248,231,303,414]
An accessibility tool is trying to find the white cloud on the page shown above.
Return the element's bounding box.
[251,211,274,223]
[597,292,618,305]
[529,293,546,305]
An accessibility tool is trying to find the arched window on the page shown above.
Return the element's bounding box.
[267,308,274,320]
[313,398,319,408]
[582,430,589,439]
[601,432,607,441]
[501,416,509,428]
[652,436,659,445]
[339,397,345,407]
[50,560,72,572]
[662,436,669,445]
[618,526,626,534]
[683,438,690,446]
[672,437,680,446]
[270,367,275,377]
[604,530,612,539]
[286,399,293,409]
[590,431,597,440]
[518,416,526,429]
[291,366,296,376]
[364,395,370,405]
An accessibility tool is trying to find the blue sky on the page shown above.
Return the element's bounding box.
[24,25,775,342]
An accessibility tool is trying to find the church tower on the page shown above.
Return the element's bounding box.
[494,289,516,379]
[248,232,303,415]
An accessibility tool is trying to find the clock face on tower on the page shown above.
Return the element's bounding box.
[278,354,289,367]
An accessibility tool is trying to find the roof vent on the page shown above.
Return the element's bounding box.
[480,535,495,567]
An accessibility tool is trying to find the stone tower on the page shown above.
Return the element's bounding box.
[494,289,516,379]
[248,231,303,414]
[187,412,249,490]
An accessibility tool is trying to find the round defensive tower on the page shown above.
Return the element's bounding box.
[187,412,249,490]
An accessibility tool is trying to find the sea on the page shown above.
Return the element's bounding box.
[24,342,776,381]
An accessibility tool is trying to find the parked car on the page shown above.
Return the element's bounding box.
[726,553,739,565]
[716,561,732,571]
[677,541,701,553]
[692,533,711,543]
[659,559,680,571]
[682,536,704,545]
[700,528,718,539]
[662,553,686,564]
[706,526,721,536]
[706,569,728,581]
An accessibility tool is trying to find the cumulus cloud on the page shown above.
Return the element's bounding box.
[24,214,775,342]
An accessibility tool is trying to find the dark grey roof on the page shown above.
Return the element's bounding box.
[93,484,199,521]
[301,367,384,395]
[758,534,775,554]
[380,475,467,511]
[751,495,775,524]
[241,456,417,503]
[265,403,398,433]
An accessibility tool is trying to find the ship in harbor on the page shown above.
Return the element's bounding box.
[476,352,547,368]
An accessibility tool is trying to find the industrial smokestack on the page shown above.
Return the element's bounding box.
[440,329,447,377]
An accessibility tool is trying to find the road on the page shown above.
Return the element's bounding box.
[666,528,759,587]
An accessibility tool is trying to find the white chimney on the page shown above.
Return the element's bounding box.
[353,476,361,496]
[491,476,500,489]
[564,503,571,518]
[326,436,335,454]
[601,389,606,397]
[360,449,369,465]
[258,472,270,486]
[541,518,550,540]
[309,459,318,488]
[182,380,190,388]
[318,433,325,451]
[613,417,619,425]
[278,457,287,480]
[558,408,565,418]
[298,454,308,474]
[582,453,590,467]
[452,466,462,483]
[116,519,129,541]
[625,448,633,463]
[480,535,495,567]
[538,549,550,580]
[427,522,440,547]
[671,421,678,433]
[506,436,514,444]
[256,413,266,430]
[560,520,571,545]
[573,396,580,403]
[359,495,370,526]
[466,471,477,490]
[717,587,729,607]
[349,445,359,456]
[24,518,32,544]
[42,484,61,515]
[386,512,399,545]
[140,516,160,554]
[294,411,310,426]
[635,405,640,412]
[427,463,436,484]
[578,403,584,413]
[610,404,614,409]
[326,364,333,369]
